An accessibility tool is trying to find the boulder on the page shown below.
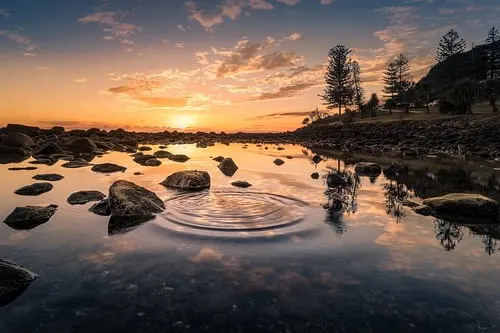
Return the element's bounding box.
[0,259,38,306]
[312,155,322,164]
[311,172,320,180]
[218,158,239,176]
[108,180,165,217]
[15,183,53,196]
[133,154,156,166]
[89,199,111,216]
[153,150,173,159]
[3,205,58,230]
[161,170,211,191]
[423,193,500,219]
[231,180,252,188]
[32,174,64,181]
[273,159,285,166]
[1,132,34,148]
[354,162,382,177]
[67,191,106,205]
[91,163,126,173]
[33,142,64,156]
[61,160,92,169]
[145,158,162,167]
[168,154,190,163]
[67,138,98,154]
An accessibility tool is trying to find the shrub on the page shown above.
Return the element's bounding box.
[438,100,455,114]
[447,79,479,114]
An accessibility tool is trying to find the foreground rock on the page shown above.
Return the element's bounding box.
[3,205,58,230]
[109,180,165,217]
[15,183,53,196]
[218,158,239,176]
[91,163,126,173]
[231,180,252,188]
[273,159,285,166]
[161,170,211,190]
[67,191,106,205]
[423,193,500,219]
[0,259,37,306]
[354,162,382,177]
[89,199,111,216]
[32,174,64,181]
[133,154,159,166]
[1,132,34,148]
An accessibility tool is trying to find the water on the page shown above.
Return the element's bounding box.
[1,143,500,332]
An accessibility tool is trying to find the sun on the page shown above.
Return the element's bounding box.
[171,115,194,130]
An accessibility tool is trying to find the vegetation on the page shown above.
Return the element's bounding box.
[447,79,479,114]
[352,61,364,115]
[382,61,398,115]
[485,26,500,80]
[436,29,466,63]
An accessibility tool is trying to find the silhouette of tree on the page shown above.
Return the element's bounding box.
[433,219,464,251]
[320,45,354,115]
[485,26,500,80]
[302,117,310,126]
[437,29,466,63]
[482,235,497,255]
[383,180,411,223]
[352,61,364,115]
[367,93,379,117]
[394,54,413,113]
[383,61,398,115]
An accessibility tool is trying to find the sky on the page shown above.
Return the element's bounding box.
[0,0,499,132]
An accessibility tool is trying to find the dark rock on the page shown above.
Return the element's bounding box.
[67,191,106,205]
[67,138,98,154]
[286,156,293,159]
[91,163,126,173]
[311,172,320,179]
[423,193,500,219]
[108,215,155,236]
[277,147,285,151]
[145,158,162,167]
[49,153,74,161]
[109,180,165,217]
[159,145,168,149]
[138,146,152,151]
[134,172,143,176]
[402,200,420,208]
[218,158,239,176]
[327,173,346,187]
[33,142,64,156]
[1,132,34,148]
[29,159,54,165]
[273,159,285,166]
[413,205,433,216]
[8,167,37,171]
[32,174,64,181]
[213,156,224,162]
[153,150,173,159]
[312,155,322,164]
[3,205,58,230]
[383,163,408,177]
[354,162,382,177]
[5,124,40,137]
[15,183,53,196]
[0,259,38,306]
[0,147,31,162]
[161,170,211,190]
[89,199,111,216]
[168,154,190,163]
[61,160,92,169]
[231,180,252,188]
[133,154,156,166]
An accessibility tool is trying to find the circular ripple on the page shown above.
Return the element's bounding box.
[156,190,311,238]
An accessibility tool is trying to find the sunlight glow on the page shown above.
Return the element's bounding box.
[171,115,195,130]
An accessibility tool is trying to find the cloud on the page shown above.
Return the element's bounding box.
[0,8,10,17]
[74,77,88,83]
[248,82,317,101]
[285,32,303,41]
[251,111,314,119]
[320,0,334,4]
[78,11,142,43]
[175,42,185,48]
[136,96,188,107]
[0,30,37,56]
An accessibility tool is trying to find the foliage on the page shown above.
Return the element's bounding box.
[309,107,329,122]
[438,100,455,114]
[342,108,355,124]
[302,117,310,126]
[320,45,355,115]
[367,93,380,117]
[485,26,500,80]
[482,79,500,113]
[382,61,398,113]
[351,61,364,112]
[447,79,479,114]
[436,29,466,63]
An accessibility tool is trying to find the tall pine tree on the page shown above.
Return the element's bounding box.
[486,26,500,80]
[351,60,365,114]
[436,29,466,63]
[320,45,354,115]
[394,53,412,112]
[382,61,398,115]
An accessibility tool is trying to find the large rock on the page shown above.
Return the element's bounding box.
[423,193,500,219]
[67,138,98,154]
[89,199,111,216]
[67,191,106,205]
[3,205,58,230]
[354,162,382,177]
[168,154,190,163]
[33,142,64,156]
[218,158,238,176]
[91,163,126,173]
[108,180,165,217]
[14,183,53,196]
[32,174,64,181]
[160,170,211,190]
[153,150,173,159]
[0,259,38,306]
[133,154,156,166]
[1,132,34,148]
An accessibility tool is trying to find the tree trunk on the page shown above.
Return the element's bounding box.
[338,104,342,115]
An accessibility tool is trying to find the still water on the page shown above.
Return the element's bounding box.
[1,143,499,332]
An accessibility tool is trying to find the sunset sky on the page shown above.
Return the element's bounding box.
[0,0,499,132]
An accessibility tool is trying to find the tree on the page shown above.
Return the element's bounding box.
[302,117,310,126]
[367,93,379,117]
[382,61,398,115]
[394,53,412,113]
[448,79,479,114]
[320,45,354,115]
[351,61,365,115]
[485,26,500,80]
[310,107,328,122]
[436,29,466,63]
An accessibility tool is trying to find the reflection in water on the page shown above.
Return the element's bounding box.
[383,180,412,223]
[433,219,464,252]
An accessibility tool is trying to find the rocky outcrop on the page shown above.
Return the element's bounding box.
[14,183,53,196]
[160,170,211,190]
[108,180,165,217]
[423,193,500,220]
[3,205,58,230]
[91,163,126,173]
[218,158,239,176]
[67,191,106,205]
[0,259,37,306]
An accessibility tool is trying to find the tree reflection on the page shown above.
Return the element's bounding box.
[433,219,464,251]
[482,236,497,255]
[383,180,411,223]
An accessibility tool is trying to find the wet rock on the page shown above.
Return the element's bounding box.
[311,172,320,180]
[8,167,37,171]
[312,155,322,164]
[213,156,225,162]
[231,180,252,188]
[61,160,92,169]
[32,174,64,181]
[33,142,64,156]
[354,162,382,177]
[423,193,500,219]
[108,215,155,236]
[29,158,54,165]
[109,180,165,217]
[49,153,74,161]
[168,154,190,163]
[218,158,239,176]
[273,159,285,166]
[89,199,111,216]
[0,259,38,306]
[130,152,144,158]
[91,163,126,173]
[133,154,156,166]
[3,204,58,230]
[413,205,433,216]
[67,191,106,205]
[1,132,34,148]
[15,183,53,196]
[277,147,285,151]
[161,170,211,190]
[159,145,168,149]
[134,172,143,176]
[0,147,31,162]
[286,156,293,159]
[145,158,162,167]
[153,150,173,159]
[67,137,98,154]
[138,146,152,151]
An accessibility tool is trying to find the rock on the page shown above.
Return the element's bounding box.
[423,193,500,219]
[32,174,64,181]
[60,160,92,168]
[1,132,34,148]
[311,172,320,180]
[277,147,285,151]
[134,172,143,176]
[108,180,165,217]
[29,159,54,165]
[138,146,152,151]
[327,173,346,187]
[168,154,190,163]
[218,158,239,176]
[413,205,433,216]
[286,156,293,159]
[312,155,322,164]
[159,145,168,149]
[33,142,64,156]
[145,158,162,167]
[153,150,173,159]
[231,180,252,188]
[402,200,420,208]
[8,167,37,171]
[161,170,211,190]
[273,159,285,166]
[133,154,156,166]
[91,163,126,173]
[50,153,74,161]
[15,183,53,196]
[213,156,225,162]
[108,215,155,236]
[0,146,31,162]
[0,259,38,306]
[131,152,144,158]
[67,138,98,154]
[67,191,106,205]
[3,205,58,230]
[354,162,382,177]
[89,199,111,216]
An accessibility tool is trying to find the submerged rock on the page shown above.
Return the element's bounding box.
[61,160,92,169]
[15,183,53,196]
[67,191,106,205]
[32,174,64,182]
[89,199,111,216]
[231,180,252,188]
[3,205,58,230]
[273,159,285,166]
[109,180,165,217]
[91,163,126,173]
[354,162,382,177]
[0,259,38,306]
[218,158,239,176]
[161,170,211,190]
[108,215,155,236]
[153,150,173,159]
[423,193,500,219]
[168,154,190,163]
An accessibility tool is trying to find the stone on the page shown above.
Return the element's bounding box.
[161,170,211,190]
[312,155,322,164]
[354,162,382,177]
[67,191,106,205]
[133,154,156,166]
[168,154,190,163]
[145,158,162,167]
[33,142,64,156]
[0,146,31,161]
[311,172,320,180]
[89,199,111,216]
[138,146,152,151]
[213,156,225,162]
[231,180,252,188]
[1,132,34,148]
[134,172,143,176]
[273,159,285,166]
[29,159,55,165]
[286,156,293,159]
[218,158,239,176]
[413,205,433,216]
[0,259,38,306]
[61,160,92,168]
[8,167,37,171]
[383,163,408,177]
[423,193,500,219]
[91,163,126,173]
[32,174,64,181]
[49,153,74,161]
[67,137,98,154]
[108,180,165,217]
[15,183,53,196]
[3,205,58,230]
[277,147,285,151]
[153,150,173,159]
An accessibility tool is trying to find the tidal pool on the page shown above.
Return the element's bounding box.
[1,143,499,332]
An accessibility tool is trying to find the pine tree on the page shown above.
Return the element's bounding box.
[485,26,500,80]
[367,93,379,117]
[351,61,365,115]
[436,29,466,63]
[394,53,412,112]
[320,45,354,115]
[382,61,398,115]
